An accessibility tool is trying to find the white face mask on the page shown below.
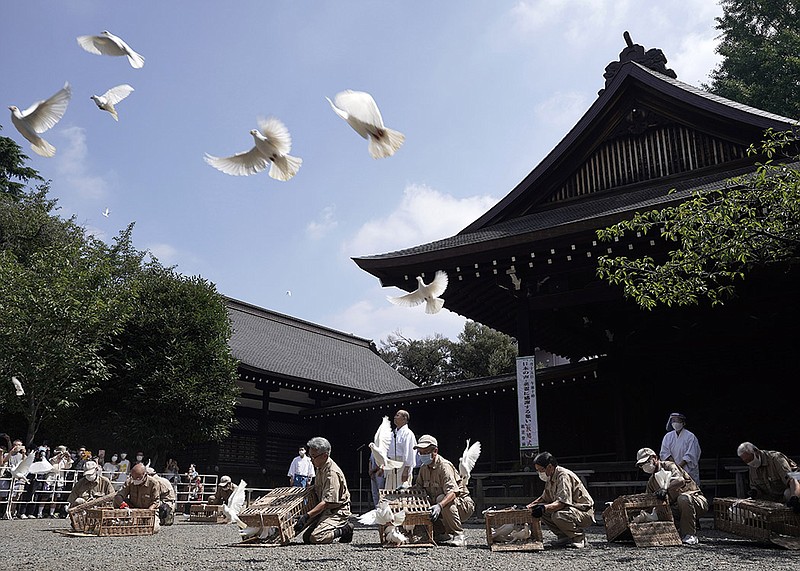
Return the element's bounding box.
[131,475,146,486]
[672,422,684,432]
[136,455,143,462]
[537,470,550,482]
[111,455,118,462]
[748,455,762,468]
[642,461,657,474]
[85,473,98,482]
[120,454,127,460]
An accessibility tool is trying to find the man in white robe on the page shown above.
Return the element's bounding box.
[659,412,702,486]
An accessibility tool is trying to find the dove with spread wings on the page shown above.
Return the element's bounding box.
[77,31,145,69]
[369,416,404,472]
[387,271,448,315]
[458,439,481,488]
[9,82,71,158]
[326,90,405,159]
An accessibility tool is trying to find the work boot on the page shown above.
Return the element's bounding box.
[338,522,355,543]
[434,533,452,543]
[567,535,587,549]
[444,532,467,547]
[548,535,571,548]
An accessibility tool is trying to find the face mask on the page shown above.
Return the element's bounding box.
[85,473,98,482]
[748,455,762,468]
[537,470,550,482]
[299,451,305,457]
[672,422,684,432]
[111,455,118,462]
[642,461,657,474]
[136,455,143,462]
[120,454,127,460]
[418,453,433,466]
[131,475,146,486]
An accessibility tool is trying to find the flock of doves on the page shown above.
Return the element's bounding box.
[7,30,448,313]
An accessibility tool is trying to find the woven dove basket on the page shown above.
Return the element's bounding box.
[238,486,317,545]
[377,489,435,547]
[67,492,117,532]
[484,508,544,551]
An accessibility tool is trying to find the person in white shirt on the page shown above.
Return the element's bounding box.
[116,452,131,485]
[103,454,119,481]
[385,410,417,490]
[287,447,315,487]
[659,412,702,486]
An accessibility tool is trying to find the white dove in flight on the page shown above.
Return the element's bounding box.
[11,376,24,396]
[384,524,408,546]
[223,479,248,528]
[368,416,404,471]
[77,31,145,69]
[9,82,71,158]
[204,117,302,181]
[90,84,134,121]
[102,208,111,218]
[387,270,448,314]
[458,439,481,487]
[326,90,405,159]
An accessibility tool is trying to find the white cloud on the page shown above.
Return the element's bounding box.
[344,183,498,257]
[55,127,110,200]
[668,33,722,87]
[534,91,589,130]
[306,205,338,240]
[146,243,179,265]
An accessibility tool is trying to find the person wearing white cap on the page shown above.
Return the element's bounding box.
[635,447,708,545]
[659,412,702,486]
[66,460,114,509]
[411,435,474,547]
[208,475,235,505]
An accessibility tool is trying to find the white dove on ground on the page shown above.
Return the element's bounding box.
[326,90,405,159]
[510,523,532,543]
[77,31,145,68]
[9,82,71,158]
[387,271,449,315]
[458,439,481,487]
[491,522,516,542]
[358,499,394,525]
[384,524,408,545]
[369,416,404,471]
[90,84,134,121]
[223,479,248,528]
[204,117,302,181]
[11,376,24,396]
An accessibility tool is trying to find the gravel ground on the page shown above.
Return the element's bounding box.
[3,515,797,571]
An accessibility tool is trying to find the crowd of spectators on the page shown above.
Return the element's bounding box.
[0,434,204,519]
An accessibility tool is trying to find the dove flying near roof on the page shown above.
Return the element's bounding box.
[387,271,448,314]
[326,90,405,159]
[9,82,71,158]
[90,84,134,121]
[77,31,145,69]
[205,117,302,181]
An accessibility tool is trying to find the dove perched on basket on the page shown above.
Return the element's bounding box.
[387,271,448,314]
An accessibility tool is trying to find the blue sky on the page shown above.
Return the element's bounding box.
[1,1,724,344]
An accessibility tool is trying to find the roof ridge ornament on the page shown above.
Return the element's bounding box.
[598,31,677,96]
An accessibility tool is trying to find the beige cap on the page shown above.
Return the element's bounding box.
[83,460,99,476]
[414,435,438,449]
[220,475,232,485]
[635,447,657,466]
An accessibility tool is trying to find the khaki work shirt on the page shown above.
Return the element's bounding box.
[749,450,798,502]
[541,466,594,512]
[114,474,162,509]
[314,457,351,515]
[646,460,702,501]
[67,475,115,507]
[414,455,470,501]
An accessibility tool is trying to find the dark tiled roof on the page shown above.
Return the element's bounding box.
[356,161,800,262]
[226,298,417,395]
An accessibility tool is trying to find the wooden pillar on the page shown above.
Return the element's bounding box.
[516,297,533,357]
[257,384,271,467]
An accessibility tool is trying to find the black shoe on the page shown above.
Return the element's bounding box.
[339,522,354,543]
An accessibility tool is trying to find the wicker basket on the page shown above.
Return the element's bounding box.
[484,508,544,551]
[714,497,800,541]
[68,492,117,532]
[377,489,435,547]
[237,486,317,545]
[84,508,157,536]
[189,503,226,523]
[603,493,680,547]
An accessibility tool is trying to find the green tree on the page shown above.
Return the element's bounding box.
[378,332,454,386]
[0,128,41,200]
[450,321,517,379]
[596,130,800,309]
[87,266,240,463]
[704,0,800,119]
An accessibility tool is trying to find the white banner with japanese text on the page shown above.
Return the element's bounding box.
[516,356,539,450]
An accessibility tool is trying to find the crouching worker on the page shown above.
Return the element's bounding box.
[208,475,235,505]
[635,447,708,545]
[67,461,115,509]
[527,452,595,549]
[146,465,177,525]
[412,434,475,547]
[293,437,354,544]
[114,463,173,527]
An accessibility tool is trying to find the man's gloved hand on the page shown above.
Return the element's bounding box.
[530,503,545,518]
[654,488,669,501]
[118,501,129,509]
[787,496,800,514]
[747,488,759,500]
[294,513,309,533]
[429,503,442,521]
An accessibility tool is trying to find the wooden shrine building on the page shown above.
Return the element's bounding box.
[352,37,799,466]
